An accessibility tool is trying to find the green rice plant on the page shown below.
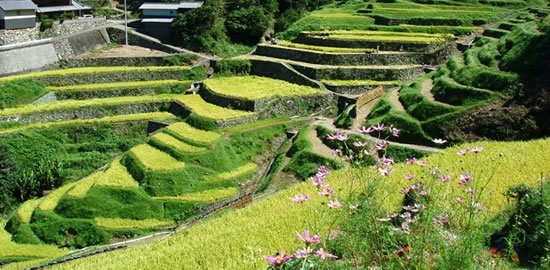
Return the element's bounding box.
[305,30,453,38]
[201,163,258,181]
[16,199,43,224]
[36,182,78,211]
[153,187,239,203]
[177,95,255,120]
[52,138,550,270]
[164,122,221,146]
[149,133,207,157]
[321,79,400,86]
[307,32,451,44]
[0,95,179,117]
[224,117,293,133]
[94,158,139,188]
[93,217,175,230]
[0,112,177,135]
[47,80,187,92]
[0,66,190,83]
[203,76,323,101]
[128,144,185,171]
[0,80,47,109]
[275,41,375,53]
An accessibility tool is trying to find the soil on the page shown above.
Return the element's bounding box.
[353,97,380,129]
[78,45,170,58]
[389,88,406,112]
[307,128,338,159]
[421,79,436,102]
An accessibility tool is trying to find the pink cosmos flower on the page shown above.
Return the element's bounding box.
[416,161,428,167]
[438,174,451,183]
[380,157,395,166]
[327,133,337,140]
[405,157,417,165]
[432,138,447,145]
[335,132,349,142]
[411,183,423,190]
[419,190,429,196]
[464,187,475,193]
[266,251,293,265]
[457,148,470,155]
[378,167,392,176]
[375,140,389,150]
[372,124,385,132]
[357,126,372,134]
[470,146,484,153]
[315,248,338,260]
[328,199,343,208]
[433,213,448,227]
[294,247,313,259]
[389,212,398,218]
[391,127,400,137]
[295,230,320,245]
[455,196,465,203]
[401,222,411,234]
[459,173,473,185]
[348,204,359,210]
[310,175,327,188]
[318,188,336,196]
[291,194,310,203]
[353,141,368,148]
[400,186,411,194]
[317,166,329,175]
[405,174,415,180]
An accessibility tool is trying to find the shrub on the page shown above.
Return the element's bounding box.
[0,80,46,109]
[163,54,198,66]
[334,104,354,128]
[213,59,251,76]
[431,76,495,106]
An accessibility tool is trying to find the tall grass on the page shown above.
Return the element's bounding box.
[93,218,175,230]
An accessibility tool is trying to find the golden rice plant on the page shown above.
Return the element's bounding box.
[94,158,139,188]
[177,95,255,120]
[164,122,221,146]
[274,41,375,53]
[47,80,187,92]
[153,187,239,203]
[150,133,207,154]
[321,79,401,86]
[66,172,102,198]
[202,163,258,181]
[15,198,43,224]
[203,76,323,101]
[37,182,78,211]
[129,144,185,171]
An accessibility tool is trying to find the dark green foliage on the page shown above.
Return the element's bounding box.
[181,66,208,81]
[432,76,496,106]
[399,81,457,121]
[214,59,251,76]
[164,201,205,221]
[0,144,17,212]
[368,112,433,145]
[285,151,342,179]
[5,217,42,245]
[55,187,165,220]
[225,6,272,43]
[334,104,354,128]
[30,210,110,248]
[491,181,550,267]
[0,80,47,109]
[162,54,198,66]
[385,144,430,162]
[39,18,54,32]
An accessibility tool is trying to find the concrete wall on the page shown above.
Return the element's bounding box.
[0,28,109,76]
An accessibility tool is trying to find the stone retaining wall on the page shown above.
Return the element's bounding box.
[254,45,426,65]
[35,69,186,86]
[41,18,111,39]
[168,100,258,128]
[0,101,169,124]
[58,56,167,68]
[107,27,180,54]
[292,64,425,81]
[0,27,39,46]
[325,84,397,95]
[249,59,320,88]
[294,35,449,52]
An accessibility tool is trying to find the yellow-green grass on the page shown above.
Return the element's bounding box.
[321,79,401,86]
[203,76,323,101]
[225,117,293,133]
[304,30,453,39]
[153,187,239,203]
[0,221,66,263]
[94,158,139,188]
[37,182,78,211]
[94,218,176,230]
[129,144,185,171]
[0,66,190,83]
[176,95,255,120]
[51,139,550,270]
[0,112,177,135]
[47,80,188,92]
[274,41,375,53]
[202,163,258,181]
[0,94,179,117]
[150,133,207,154]
[164,122,221,146]
[66,172,101,198]
[16,198,43,224]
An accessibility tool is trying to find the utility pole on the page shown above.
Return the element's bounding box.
[124,0,128,45]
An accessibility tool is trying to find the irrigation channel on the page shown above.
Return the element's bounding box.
[24,132,296,270]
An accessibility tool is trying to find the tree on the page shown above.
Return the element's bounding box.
[225,6,272,43]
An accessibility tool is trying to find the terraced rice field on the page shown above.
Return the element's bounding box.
[164,122,221,145]
[47,80,186,92]
[128,144,185,171]
[203,76,323,100]
[176,95,255,120]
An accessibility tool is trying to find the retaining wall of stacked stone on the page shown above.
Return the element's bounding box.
[324,84,397,95]
[249,59,320,88]
[0,101,170,124]
[294,35,450,52]
[254,45,426,65]
[167,101,258,128]
[107,27,181,54]
[57,56,168,68]
[292,64,425,80]
[35,69,187,86]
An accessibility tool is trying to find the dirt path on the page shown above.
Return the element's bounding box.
[421,79,436,102]
[388,88,406,112]
[307,128,338,159]
[77,45,170,58]
[353,97,380,129]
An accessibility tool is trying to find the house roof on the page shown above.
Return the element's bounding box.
[141,18,174,23]
[0,0,37,11]
[36,0,90,13]
[139,1,203,10]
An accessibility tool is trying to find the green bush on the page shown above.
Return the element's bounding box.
[163,54,198,66]
[399,82,457,121]
[334,105,355,129]
[186,113,218,131]
[213,59,251,76]
[0,80,47,109]
[432,76,495,106]
[39,18,54,32]
[181,66,208,81]
[285,151,342,179]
